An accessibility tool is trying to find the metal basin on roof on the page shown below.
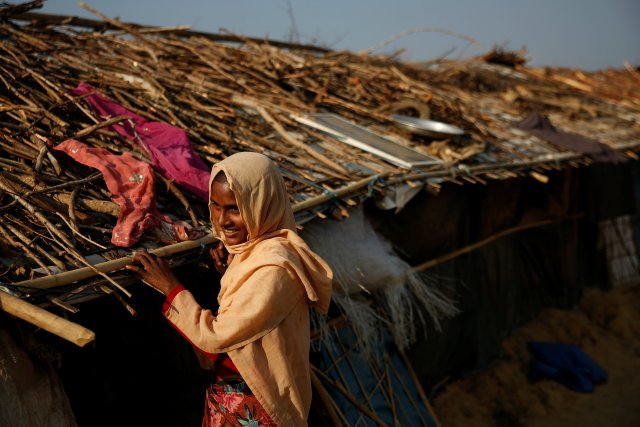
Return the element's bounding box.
[391,114,465,139]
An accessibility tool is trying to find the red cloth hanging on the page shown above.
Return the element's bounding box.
[71,82,210,201]
[54,139,159,247]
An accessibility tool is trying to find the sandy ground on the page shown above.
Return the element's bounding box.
[430,285,640,427]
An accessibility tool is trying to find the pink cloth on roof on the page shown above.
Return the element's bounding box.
[54,139,159,247]
[71,82,210,201]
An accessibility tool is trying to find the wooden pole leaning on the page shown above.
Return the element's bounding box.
[0,290,95,347]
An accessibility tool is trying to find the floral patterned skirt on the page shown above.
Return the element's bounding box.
[203,380,277,427]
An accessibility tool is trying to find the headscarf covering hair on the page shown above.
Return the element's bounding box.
[208,151,332,313]
[209,152,295,253]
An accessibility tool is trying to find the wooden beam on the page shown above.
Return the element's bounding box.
[12,11,331,53]
[0,290,95,347]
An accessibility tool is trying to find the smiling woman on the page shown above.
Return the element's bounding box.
[126,152,333,426]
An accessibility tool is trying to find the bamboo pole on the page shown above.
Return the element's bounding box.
[72,115,130,138]
[413,214,583,273]
[0,290,95,347]
[392,140,640,185]
[0,222,51,273]
[16,234,218,289]
[312,365,389,427]
[255,104,349,174]
[395,347,443,427]
[310,369,348,427]
[11,12,331,53]
[292,174,384,213]
[231,95,349,175]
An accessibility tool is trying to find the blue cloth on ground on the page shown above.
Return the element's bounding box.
[528,341,608,392]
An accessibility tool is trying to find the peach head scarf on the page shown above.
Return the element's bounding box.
[209,151,332,313]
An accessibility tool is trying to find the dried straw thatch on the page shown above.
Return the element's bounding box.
[0,0,638,339]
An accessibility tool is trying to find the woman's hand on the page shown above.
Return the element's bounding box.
[210,241,233,275]
[125,250,180,296]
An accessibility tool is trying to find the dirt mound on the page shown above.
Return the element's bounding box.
[431,285,640,427]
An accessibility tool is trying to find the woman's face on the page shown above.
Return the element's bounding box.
[209,177,249,245]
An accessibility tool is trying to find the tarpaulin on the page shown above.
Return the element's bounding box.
[516,112,627,164]
[312,325,439,427]
[71,82,210,201]
[54,139,159,247]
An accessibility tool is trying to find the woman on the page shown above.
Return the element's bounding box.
[126,152,333,426]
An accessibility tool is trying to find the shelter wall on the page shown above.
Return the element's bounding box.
[367,163,637,391]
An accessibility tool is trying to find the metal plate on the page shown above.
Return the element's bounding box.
[293,113,442,169]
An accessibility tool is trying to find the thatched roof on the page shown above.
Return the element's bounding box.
[1,0,639,308]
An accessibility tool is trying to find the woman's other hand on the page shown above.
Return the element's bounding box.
[210,241,233,275]
[125,250,180,295]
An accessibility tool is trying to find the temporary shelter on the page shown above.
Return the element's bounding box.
[1,1,639,426]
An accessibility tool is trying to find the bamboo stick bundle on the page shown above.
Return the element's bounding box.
[0,3,637,294]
